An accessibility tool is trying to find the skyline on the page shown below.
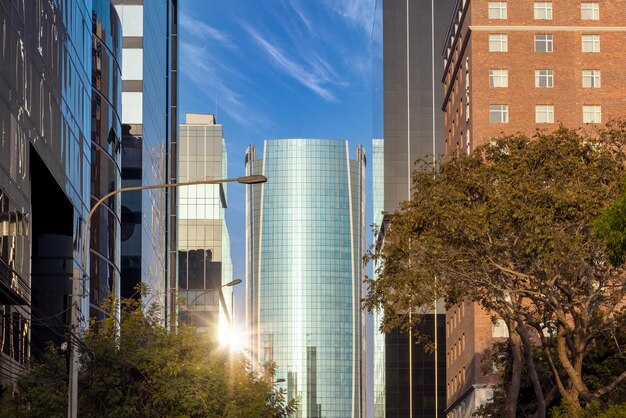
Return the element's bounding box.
[178,2,383,324]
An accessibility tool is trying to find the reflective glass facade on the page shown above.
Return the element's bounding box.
[380,1,451,416]
[372,138,385,418]
[114,0,176,319]
[0,0,94,381]
[246,139,366,418]
[90,0,122,318]
[177,114,233,338]
[383,0,453,211]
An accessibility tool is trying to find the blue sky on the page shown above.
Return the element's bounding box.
[178,0,382,412]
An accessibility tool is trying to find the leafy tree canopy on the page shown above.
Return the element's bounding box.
[366,123,626,417]
[1,293,296,418]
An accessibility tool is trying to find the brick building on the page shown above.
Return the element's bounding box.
[441,1,626,416]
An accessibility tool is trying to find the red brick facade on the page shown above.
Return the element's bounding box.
[441,1,626,415]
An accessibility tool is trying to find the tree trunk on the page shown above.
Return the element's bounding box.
[556,327,594,405]
[517,323,546,418]
[504,323,524,418]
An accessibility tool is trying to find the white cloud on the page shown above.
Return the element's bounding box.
[323,0,377,34]
[287,0,313,32]
[180,13,236,48]
[242,23,339,101]
[180,41,267,130]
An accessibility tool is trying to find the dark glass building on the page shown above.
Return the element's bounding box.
[0,0,122,384]
[113,0,177,323]
[376,1,454,417]
[90,0,123,319]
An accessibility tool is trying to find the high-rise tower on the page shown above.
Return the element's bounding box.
[246,139,366,418]
[376,1,454,416]
[177,113,233,339]
[113,0,177,322]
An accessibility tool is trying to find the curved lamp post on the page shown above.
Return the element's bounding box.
[184,278,242,325]
[68,175,266,418]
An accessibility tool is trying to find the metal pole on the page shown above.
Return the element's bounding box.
[67,176,258,418]
[406,0,412,414]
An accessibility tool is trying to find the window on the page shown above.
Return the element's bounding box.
[583,105,601,123]
[488,2,507,19]
[489,34,508,52]
[581,2,599,20]
[534,2,553,19]
[122,49,143,80]
[535,34,553,52]
[492,319,510,338]
[535,69,554,88]
[489,69,509,87]
[582,35,600,52]
[582,70,601,88]
[490,105,509,123]
[536,105,554,123]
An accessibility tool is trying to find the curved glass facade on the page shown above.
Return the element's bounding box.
[90,0,122,317]
[246,139,366,418]
[0,0,93,377]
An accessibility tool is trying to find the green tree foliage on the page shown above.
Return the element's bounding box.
[366,123,626,417]
[0,294,296,418]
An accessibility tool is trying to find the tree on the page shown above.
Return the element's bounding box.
[365,123,626,417]
[0,293,296,418]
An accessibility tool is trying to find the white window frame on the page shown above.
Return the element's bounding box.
[581,2,599,20]
[489,69,509,88]
[535,105,555,123]
[534,34,553,52]
[490,104,509,123]
[534,2,553,19]
[582,70,601,88]
[582,35,600,52]
[535,69,554,88]
[583,105,602,123]
[488,2,508,19]
[489,34,508,52]
[492,319,510,338]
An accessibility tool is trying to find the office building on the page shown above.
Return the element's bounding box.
[113,0,177,323]
[372,139,386,418]
[376,0,453,416]
[441,1,626,416]
[90,0,123,319]
[442,0,626,154]
[177,114,233,338]
[246,139,366,418]
[0,0,122,383]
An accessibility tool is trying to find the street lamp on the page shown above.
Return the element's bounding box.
[184,278,242,325]
[67,175,266,418]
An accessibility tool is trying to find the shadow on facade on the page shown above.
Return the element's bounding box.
[30,147,73,358]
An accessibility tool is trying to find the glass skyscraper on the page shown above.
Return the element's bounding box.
[0,0,122,383]
[246,139,366,418]
[177,114,233,338]
[114,0,177,323]
[372,138,386,418]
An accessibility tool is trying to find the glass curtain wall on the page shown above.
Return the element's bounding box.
[246,139,366,418]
